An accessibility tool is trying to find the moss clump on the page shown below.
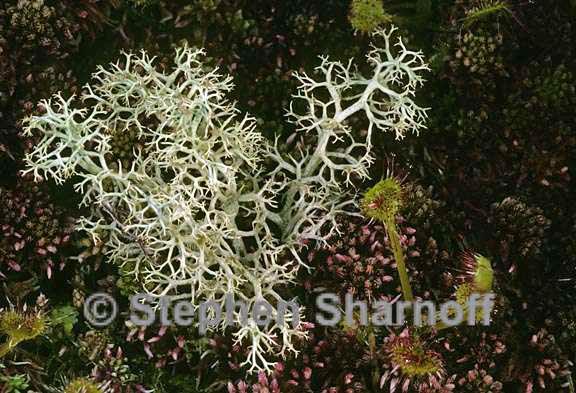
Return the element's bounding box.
[452,29,505,76]
[489,197,550,260]
[7,0,57,44]
[63,378,103,393]
[349,0,391,33]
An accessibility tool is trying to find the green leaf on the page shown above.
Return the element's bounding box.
[50,305,79,335]
[474,254,494,293]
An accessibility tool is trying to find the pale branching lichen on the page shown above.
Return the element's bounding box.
[23,27,428,372]
[271,26,428,250]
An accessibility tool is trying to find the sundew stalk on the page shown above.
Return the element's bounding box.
[384,215,414,302]
[362,177,415,302]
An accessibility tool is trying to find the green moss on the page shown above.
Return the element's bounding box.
[124,0,159,8]
[63,378,103,393]
[349,0,391,33]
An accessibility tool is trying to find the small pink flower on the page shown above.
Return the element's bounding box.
[275,362,285,373]
[147,336,162,343]
[144,344,154,359]
[8,260,21,271]
[257,371,268,386]
[344,373,354,384]
[237,381,248,393]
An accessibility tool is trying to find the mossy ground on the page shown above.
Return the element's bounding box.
[0,0,575,392]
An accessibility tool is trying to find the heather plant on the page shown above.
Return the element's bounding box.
[22,26,429,371]
[5,0,72,53]
[489,197,551,269]
[0,0,91,104]
[444,330,506,392]
[302,216,416,302]
[71,329,153,392]
[125,322,187,369]
[0,0,79,125]
[451,29,505,78]
[436,1,518,112]
[0,176,75,278]
[400,183,444,232]
[504,63,576,138]
[91,345,147,392]
[399,183,455,297]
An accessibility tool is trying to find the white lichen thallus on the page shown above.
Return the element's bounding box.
[22,26,429,372]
